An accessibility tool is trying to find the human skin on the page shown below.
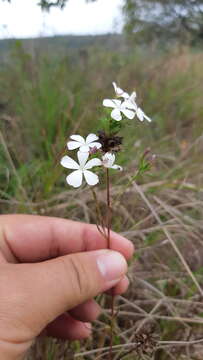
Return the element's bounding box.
[0,215,134,360]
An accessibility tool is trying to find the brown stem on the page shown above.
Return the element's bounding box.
[91,188,107,238]
[106,168,111,248]
[106,168,115,360]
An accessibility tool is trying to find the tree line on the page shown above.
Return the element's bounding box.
[2,0,203,44]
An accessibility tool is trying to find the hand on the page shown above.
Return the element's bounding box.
[0,215,134,359]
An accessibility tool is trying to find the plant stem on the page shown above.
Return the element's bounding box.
[106,168,111,248]
[91,188,107,238]
[106,168,114,360]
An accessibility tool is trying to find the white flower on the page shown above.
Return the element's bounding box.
[122,92,151,123]
[102,152,123,171]
[112,82,130,99]
[112,82,152,123]
[67,133,102,153]
[61,151,102,188]
[122,93,151,123]
[103,99,136,121]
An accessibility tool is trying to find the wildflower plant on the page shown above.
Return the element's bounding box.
[60,82,152,359]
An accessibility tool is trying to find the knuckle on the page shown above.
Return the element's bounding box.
[69,257,84,297]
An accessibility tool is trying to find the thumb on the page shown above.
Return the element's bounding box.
[5,250,127,337]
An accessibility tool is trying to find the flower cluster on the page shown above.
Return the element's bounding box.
[103,82,151,122]
[61,132,122,188]
[61,82,151,188]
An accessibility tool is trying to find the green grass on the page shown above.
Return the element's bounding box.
[1,40,203,359]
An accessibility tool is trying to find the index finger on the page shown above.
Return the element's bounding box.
[0,215,134,263]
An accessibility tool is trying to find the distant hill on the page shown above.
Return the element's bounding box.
[0,34,125,61]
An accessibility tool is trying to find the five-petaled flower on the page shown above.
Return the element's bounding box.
[67,134,102,153]
[61,151,102,188]
[102,152,123,171]
[103,99,136,121]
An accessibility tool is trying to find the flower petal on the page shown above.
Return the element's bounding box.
[89,142,102,149]
[112,81,119,93]
[143,113,152,122]
[67,141,81,150]
[79,145,90,153]
[137,107,152,122]
[70,135,85,144]
[122,99,137,111]
[112,99,122,107]
[112,164,123,171]
[129,91,137,101]
[60,155,79,170]
[86,133,99,144]
[111,108,122,121]
[102,153,115,168]
[85,158,102,169]
[103,99,121,108]
[103,99,116,108]
[122,108,135,120]
[121,92,130,99]
[77,151,89,167]
[136,108,144,121]
[83,170,99,186]
[66,170,83,188]
[112,82,129,99]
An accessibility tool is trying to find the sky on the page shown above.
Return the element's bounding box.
[0,0,123,39]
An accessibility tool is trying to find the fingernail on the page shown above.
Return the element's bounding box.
[83,322,92,332]
[97,251,127,283]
